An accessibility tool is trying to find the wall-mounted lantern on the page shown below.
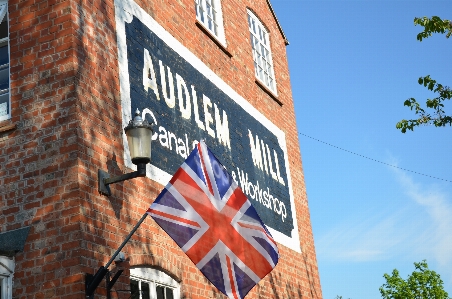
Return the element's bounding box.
[98,109,153,196]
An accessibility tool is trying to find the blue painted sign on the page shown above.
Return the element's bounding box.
[115,2,300,251]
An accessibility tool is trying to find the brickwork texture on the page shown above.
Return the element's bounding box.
[0,0,322,298]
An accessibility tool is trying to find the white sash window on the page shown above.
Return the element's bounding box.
[0,0,10,121]
[247,10,277,94]
[130,267,180,299]
[194,0,226,45]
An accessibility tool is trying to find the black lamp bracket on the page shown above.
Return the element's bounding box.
[98,163,147,196]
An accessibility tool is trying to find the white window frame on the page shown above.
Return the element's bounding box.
[0,0,10,122]
[194,0,226,46]
[130,267,180,299]
[247,10,277,95]
[0,256,14,299]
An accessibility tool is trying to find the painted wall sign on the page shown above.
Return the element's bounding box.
[115,0,301,252]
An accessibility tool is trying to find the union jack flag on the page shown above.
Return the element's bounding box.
[147,140,279,299]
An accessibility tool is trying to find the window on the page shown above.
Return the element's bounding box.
[0,0,10,121]
[0,256,14,299]
[194,0,226,45]
[130,267,180,299]
[247,10,277,94]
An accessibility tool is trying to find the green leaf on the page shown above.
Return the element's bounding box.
[397,17,451,133]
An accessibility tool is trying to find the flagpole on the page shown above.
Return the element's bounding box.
[86,213,148,298]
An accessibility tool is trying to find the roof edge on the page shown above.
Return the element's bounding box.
[266,0,289,45]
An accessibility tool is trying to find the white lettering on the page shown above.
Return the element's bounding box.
[177,137,187,158]
[236,167,287,222]
[249,130,263,171]
[273,150,285,186]
[158,124,196,159]
[231,170,237,184]
[159,126,169,148]
[236,168,250,195]
[143,49,160,101]
[159,60,176,108]
[185,134,190,157]
[203,95,215,138]
[192,140,199,150]
[168,131,177,151]
[176,74,191,120]
[266,144,277,181]
[249,130,286,186]
[280,202,287,222]
[271,196,279,213]
[191,86,205,131]
[261,139,269,174]
[214,103,230,149]
[147,57,231,148]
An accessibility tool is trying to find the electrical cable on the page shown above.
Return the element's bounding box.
[300,133,452,183]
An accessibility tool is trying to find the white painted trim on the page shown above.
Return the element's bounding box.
[114,0,300,252]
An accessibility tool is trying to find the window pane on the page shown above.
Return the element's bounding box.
[208,19,212,30]
[0,14,7,39]
[142,282,150,299]
[156,285,165,299]
[130,279,140,299]
[166,287,174,299]
[0,44,7,66]
[195,1,200,18]
[0,66,9,90]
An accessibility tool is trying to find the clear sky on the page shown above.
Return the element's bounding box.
[271,1,452,298]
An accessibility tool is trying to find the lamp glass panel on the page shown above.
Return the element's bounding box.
[126,127,152,161]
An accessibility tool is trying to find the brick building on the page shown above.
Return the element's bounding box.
[0,0,322,297]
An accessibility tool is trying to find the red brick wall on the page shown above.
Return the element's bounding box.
[0,0,322,297]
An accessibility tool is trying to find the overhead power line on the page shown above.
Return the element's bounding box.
[299,133,452,183]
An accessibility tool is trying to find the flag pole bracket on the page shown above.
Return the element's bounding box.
[85,213,148,298]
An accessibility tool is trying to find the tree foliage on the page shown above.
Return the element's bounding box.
[379,260,451,299]
[397,76,452,133]
[414,16,452,41]
[396,16,452,133]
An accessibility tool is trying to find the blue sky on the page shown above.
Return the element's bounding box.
[271,1,452,298]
